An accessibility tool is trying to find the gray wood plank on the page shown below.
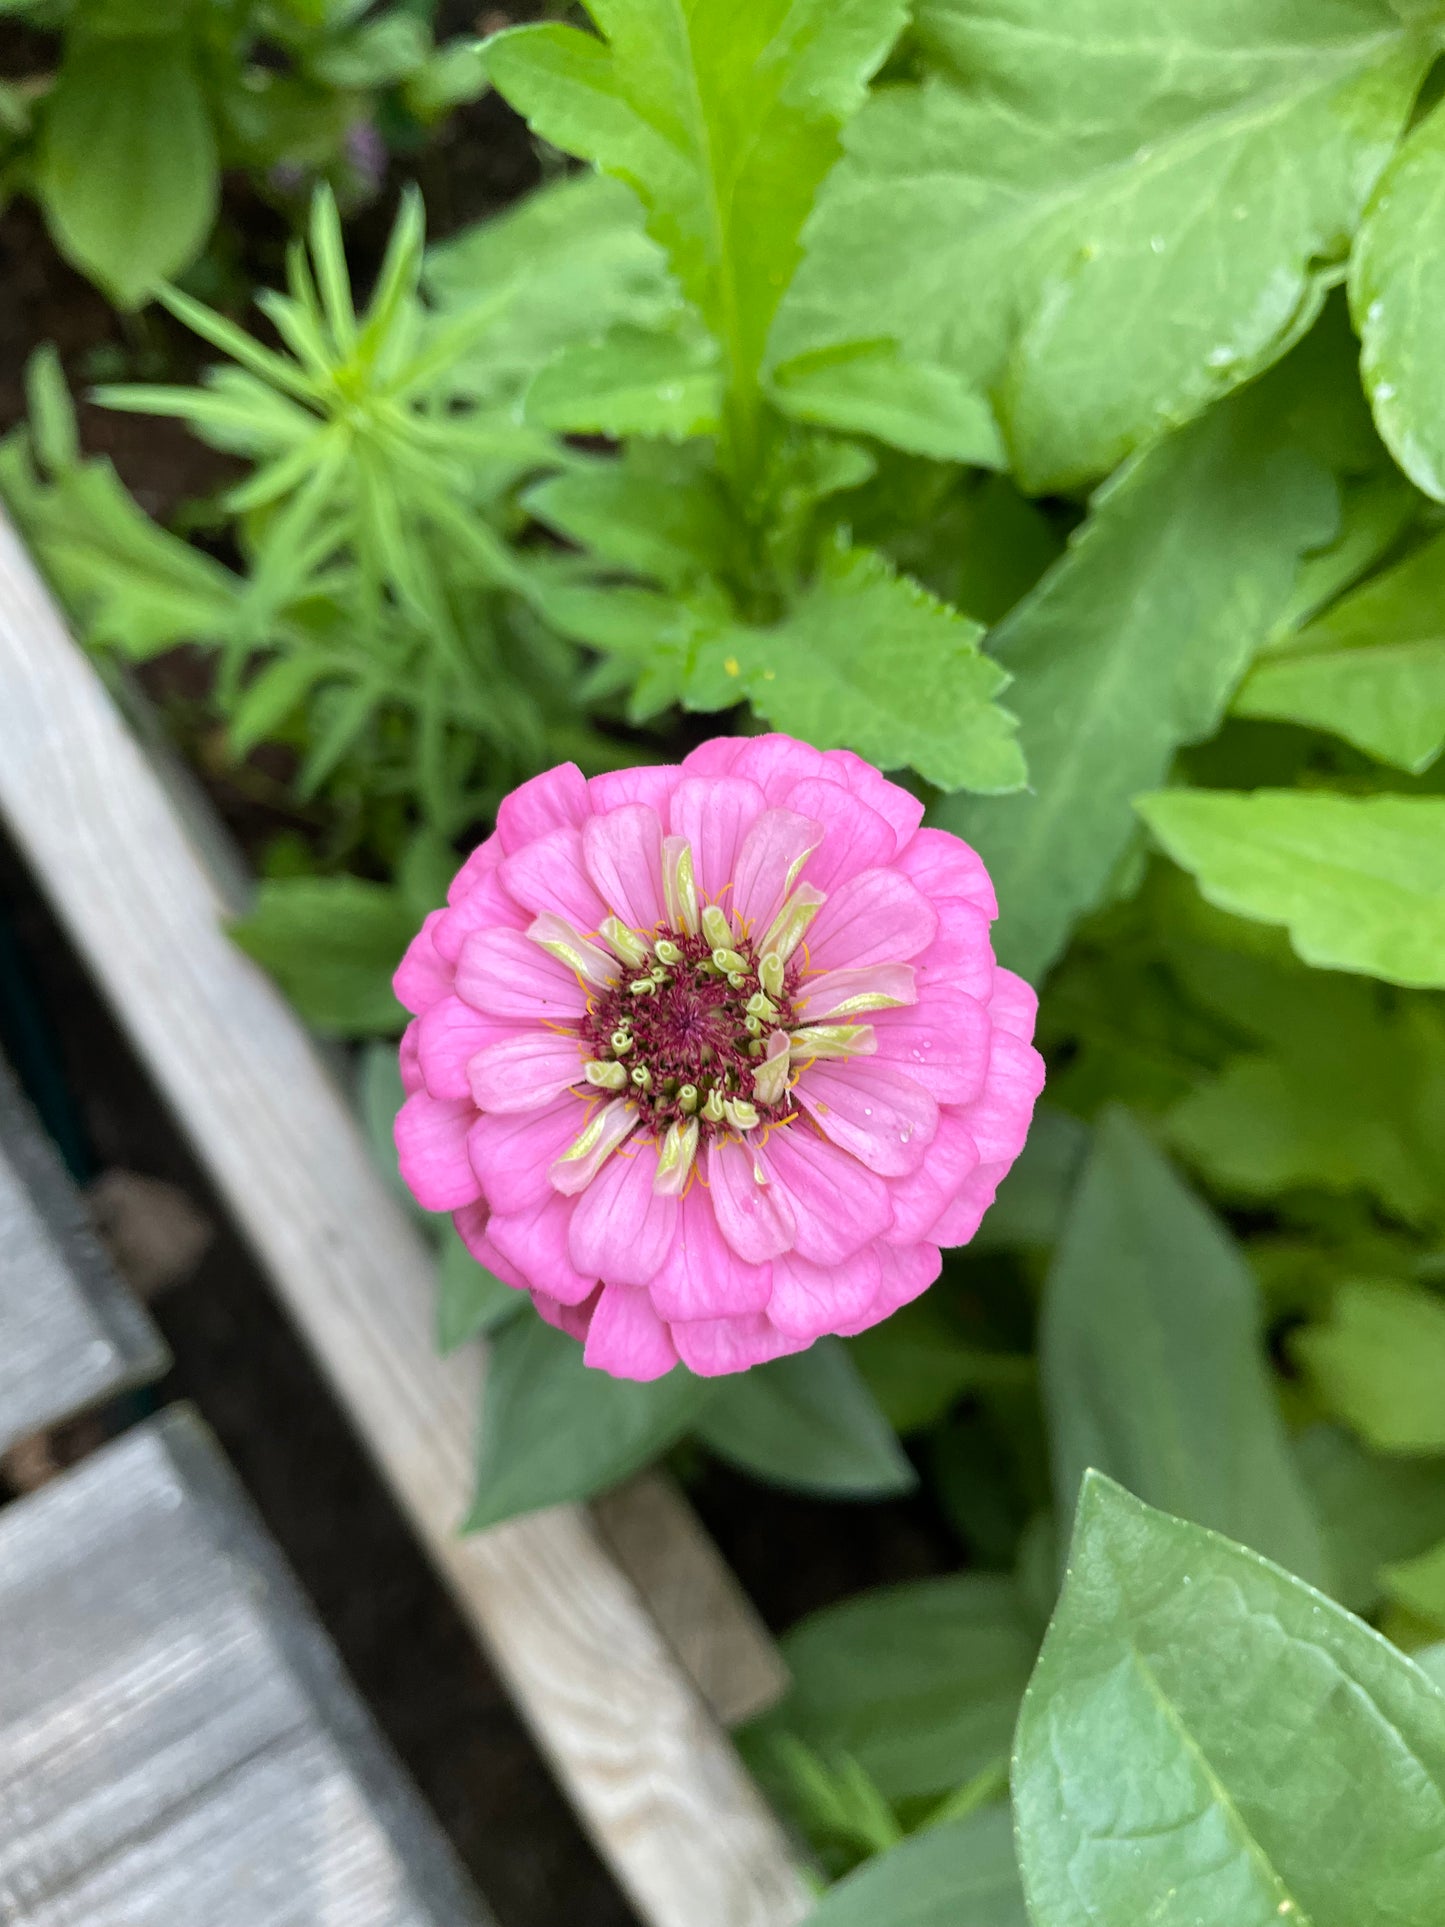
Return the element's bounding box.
[0,1053,166,1451]
[0,1406,490,1927]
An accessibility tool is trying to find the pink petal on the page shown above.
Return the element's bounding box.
[835,1242,942,1336]
[394,911,454,1016]
[806,869,938,973]
[417,996,517,1100]
[768,1245,882,1338]
[707,1135,797,1263]
[584,1283,680,1379]
[568,1140,680,1287]
[819,750,926,854]
[453,1200,530,1292]
[988,968,1039,1043]
[895,826,998,919]
[760,1125,892,1266]
[589,765,681,814]
[485,1191,596,1304]
[399,1020,424,1095]
[469,1030,585,1113]
[583,804,665,930]
[794,962,917,1021]
[731,808,825,931]
[679,737,748,779]
[724,734,829,804]
[456,927,590,1022]
[786,778,897,893]
[434,868,529,965]
[960,1032,1046,1165]
[548,1098,638,1194]
[915,899,996,1002]
[887,1111,981,1243]
[870,991,992,1105]
[395,1090,482,1210]
[671,1312,812,1376]
[794,1059,938,1177]
[467,1095,585,1213]
[533,1285,601,1343]
[499,827,609,928]
[648,1183,773,1320]
[669,775,766,903]
[930,1158,1013,1246]
[496,761,590,853]
[447,832,503,906]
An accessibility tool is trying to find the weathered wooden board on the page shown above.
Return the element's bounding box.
[0,507,808,1927]
[0,1050,167,1452]
[0,1406,490,1927]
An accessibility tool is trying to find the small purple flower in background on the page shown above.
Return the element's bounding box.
[394,735,1044,1379]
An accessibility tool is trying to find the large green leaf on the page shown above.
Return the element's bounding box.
[437,1229,523,1354]
[1138,789,1445,988]
[937,401,1335,984]
[1353,94,1445,502]
[524,322,723,441]
[467,1314,712,1529]
[747,1573,1037,1802]
[1041,1109,1328,1585]
[802,1807,1027,1927]
[231,878,415,1037]
[1013,1473,1445,1927]
[697,1338,915,1499]
[690,543,1025,794]
[1295,1280,1445,1454]
[1296,1424,1445,1614]
[1235,529,1445,771]
[38,33,218,307]
[769,339,1006,468]
[484,0,906,472]
[779,0,1427,489]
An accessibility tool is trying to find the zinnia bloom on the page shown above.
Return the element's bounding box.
[394,735,1043,1379]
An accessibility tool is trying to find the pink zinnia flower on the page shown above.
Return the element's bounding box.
[393,735,1044,1380]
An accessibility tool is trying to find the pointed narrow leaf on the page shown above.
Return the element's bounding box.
[802,1806,1027,1927]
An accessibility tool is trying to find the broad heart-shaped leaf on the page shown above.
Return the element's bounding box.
[1013,1473,1445,1927]
[777,0,1427,490]
[936,399,1336,985]
[696,1338,915,1499]
[230,878,414,1037]
[802,1806,1027,1927]
[1041,1109,1328,1587]
[769,339,1006,469]
[1295,1280,1445,1455]
[484,0,906,465]
[1235,529,1445,772]
[467,1314,712,1529]
[1296,1424,1445,1615]
[38,33,218,307]
[688,543,1025,795]
[524,323,722,441]
[1353,94,1445,503]
[1137,789,1445,988]
[746,1572,1037,1803]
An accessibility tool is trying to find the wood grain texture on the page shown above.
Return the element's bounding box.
[0,1407,489,1927]
[0,1051,167,1452]
[0,509,809,1927]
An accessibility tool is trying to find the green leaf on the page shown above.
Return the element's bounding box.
[747,1573,1037,1803]
[1014,1472,1445,1927]
[484,0,907,469]
[1138,788,1445,989]
[1041,1108,1328,1585]
[697,1338,915,1499]
[1295,1280,1445,1454]
[525,323,722,440]
[38,33,218,307]
[971,1106,1088,1253]
[802,1807,1027,1927]
[437,1228,523,1353]
[1296,1424,1445,1614]
[937,400,1335,984]
[525,443,737,592]
[230,878,413,1037]
[1419,1641,1445,1691]
[1353,94,1445,502]
[1383,1535,1445,1628]
[770,339,1005,469]
[467,1313,711,1529]
[849,1296,1033,1437]
[691,542,1024,794]
[781,0,1427,490]
[1235,529,1445,772]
